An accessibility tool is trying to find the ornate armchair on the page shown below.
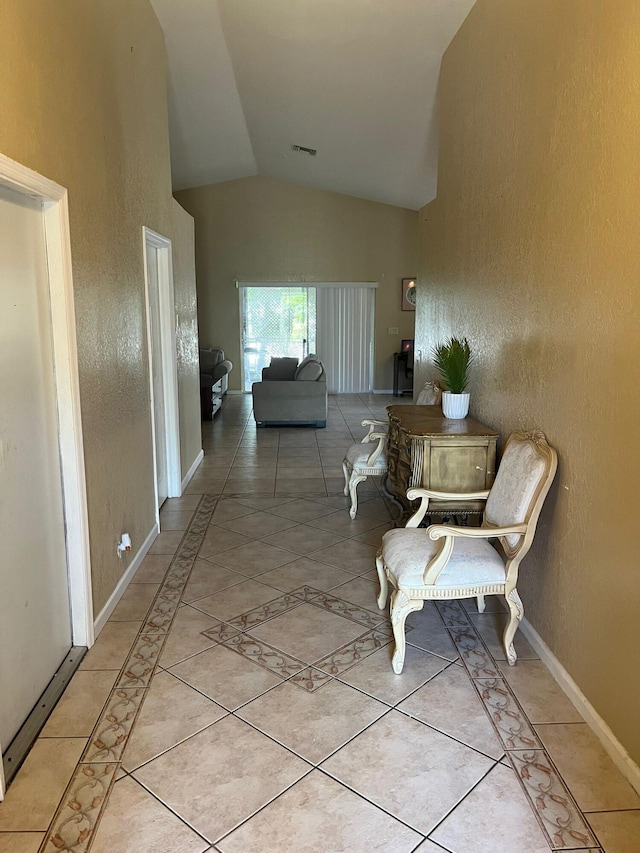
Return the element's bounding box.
[376,430,557,673]
[342,419,389,519]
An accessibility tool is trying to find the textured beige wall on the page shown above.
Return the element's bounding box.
[0,1,201,614]
[415,0,640,764]
[171,199,202,478]
[175,175,418,391]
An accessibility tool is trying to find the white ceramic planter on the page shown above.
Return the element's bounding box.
[442,391,470,419]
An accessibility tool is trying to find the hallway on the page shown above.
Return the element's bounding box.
[0,394,638,852]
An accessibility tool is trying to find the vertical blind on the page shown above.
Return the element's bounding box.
[316,286,375,393]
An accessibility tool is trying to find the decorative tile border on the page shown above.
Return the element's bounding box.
[289,666,333,693]
[508,750,599,849]
[473,677,541,750]
[314,629,392,676]
[201,620,242,644]
[221,632,306,679]
[307,591,386,630]
[432,599,604,853]
[227,592,302,630]
[39,494,217,853]
[42,763,118,853]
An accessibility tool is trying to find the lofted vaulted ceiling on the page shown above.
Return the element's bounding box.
[150,0,476,210]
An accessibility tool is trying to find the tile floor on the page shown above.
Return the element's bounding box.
[1,394,639,852]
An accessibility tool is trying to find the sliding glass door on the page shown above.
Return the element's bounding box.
[240,286,316,390]
[239,282,376,393]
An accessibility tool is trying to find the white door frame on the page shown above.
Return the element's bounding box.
[142,227,181,519]
[0,153,93,795]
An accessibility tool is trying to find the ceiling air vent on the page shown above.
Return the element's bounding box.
[291,144,317,156]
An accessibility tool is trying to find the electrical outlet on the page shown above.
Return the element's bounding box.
[388,327,399,335]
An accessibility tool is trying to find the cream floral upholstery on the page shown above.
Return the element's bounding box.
[342,419,388,519]
[376,430,557,673]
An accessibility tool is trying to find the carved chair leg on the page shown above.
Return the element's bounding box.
[504,588,524,666]
[476,595,486,614]
[375,551,388,610]
[348,473,367,520]
[342,460,351,496]
[390,590,424,674]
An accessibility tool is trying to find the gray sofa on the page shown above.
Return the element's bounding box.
[252,355,328,427]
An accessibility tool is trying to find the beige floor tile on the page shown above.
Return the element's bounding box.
[184,479,226,495]
[217,770,421,853]
[79,621,141,670]
[133,553,173,583]
[355,498,394,521]
[122,671,227,770]
[158,604,221,668]
[233,496,294,510]
[469,611,538,660]
[91,775,209,853]
[261,524,345,555]
[41,669,118,737]
[413,842,447,852]
[307,510,383,537]
[133,716,309,842]
[587,809,640,852]
[398,665,503,758]
[250,602,367,664]
[182,558,246,602]
[0,833,44,853]
[163,495,203,510]
[535,723,640,810]
[190,579,285,622]
[169,644,282,709]
[159,509,195,531]
[210,500,259,523]
[321,711,493,835]
[109,583,159,621]
[198,526,251,559]
[219,511,298,538]
[404,603,459,660]
[207,540,298,576]
[498,659,583,723]
[330,576,380,613]
[267,501,336,522]
[256,557,352,593]
[338,644,449,705]
[430,763,549,853]
[275,478,328,495]
[237,678,387,764]
[310,538,377,573]
[0,738,85,831]
[353,523,393,546]
[149,531,185,554]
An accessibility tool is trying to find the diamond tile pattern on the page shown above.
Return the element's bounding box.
[7,396,629,852]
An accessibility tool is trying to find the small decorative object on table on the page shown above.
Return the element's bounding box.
[431,336,474,419]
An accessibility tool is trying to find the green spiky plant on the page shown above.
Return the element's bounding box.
[431,337,474,393]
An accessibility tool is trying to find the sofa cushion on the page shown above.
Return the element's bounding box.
[264,357,299,381]
[295,360,324,381]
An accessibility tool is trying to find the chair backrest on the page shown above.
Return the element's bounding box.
[484,430,557,558]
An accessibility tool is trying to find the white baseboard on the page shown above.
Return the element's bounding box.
[182,449,204,491]
[517,614,640,796]
[93,522,159,637]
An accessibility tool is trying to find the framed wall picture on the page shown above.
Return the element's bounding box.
[401,278,417,311]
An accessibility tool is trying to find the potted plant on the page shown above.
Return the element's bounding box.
[431,336,474,419]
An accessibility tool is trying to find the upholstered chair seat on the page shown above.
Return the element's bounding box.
[376,430,557,674]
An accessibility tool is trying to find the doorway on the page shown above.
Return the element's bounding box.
[142,227,181,516]
[0,155,91,796]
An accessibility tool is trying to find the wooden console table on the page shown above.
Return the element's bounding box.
[385,405,499,519]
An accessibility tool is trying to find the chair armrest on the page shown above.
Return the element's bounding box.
[405,488,490,528]
[427,523,527,541]
[364,432,387,465]
[360,419,388,441]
